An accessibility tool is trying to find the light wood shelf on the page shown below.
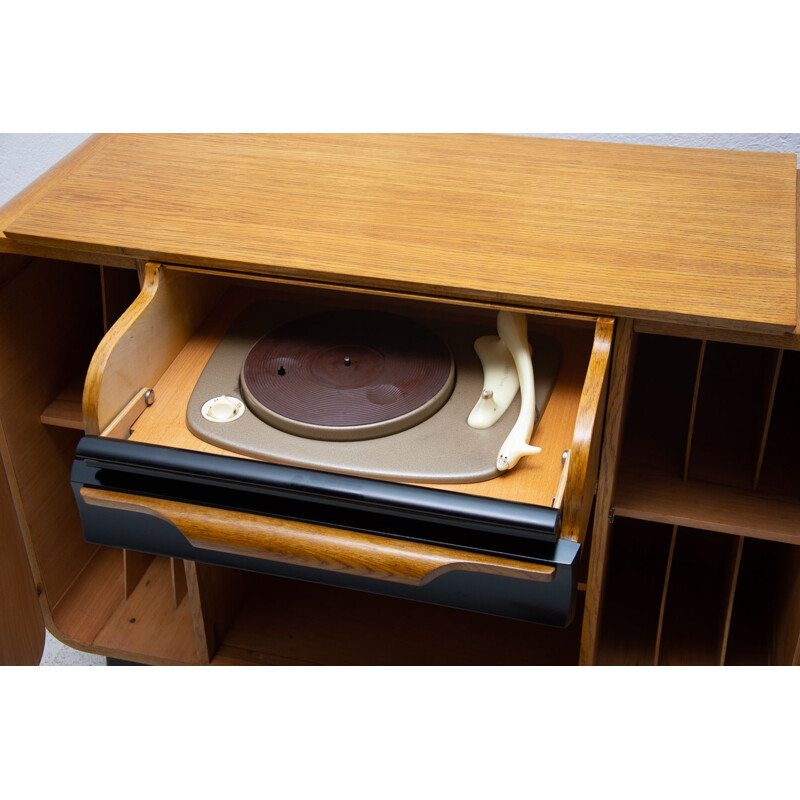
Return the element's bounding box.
[614,465,800,546]
[40,376,84,430]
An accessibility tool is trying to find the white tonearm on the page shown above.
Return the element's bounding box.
[495,310,541,471]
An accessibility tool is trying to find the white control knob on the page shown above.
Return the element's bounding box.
[202,396,245,423]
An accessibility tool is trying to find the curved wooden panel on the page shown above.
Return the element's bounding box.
[83,262,224,435]
[80,487,555,587]
[561,317,614,542]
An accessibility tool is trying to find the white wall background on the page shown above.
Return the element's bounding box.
[2,133,800,211]
[0,134,92,206]
[525,132,800,162]
[1,131,798,665]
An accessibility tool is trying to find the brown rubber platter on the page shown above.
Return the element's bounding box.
[241,310,455,441]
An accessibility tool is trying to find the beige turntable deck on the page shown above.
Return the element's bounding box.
[121,274,600,510]
[185,299,563,483]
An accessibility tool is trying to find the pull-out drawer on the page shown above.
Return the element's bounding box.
[71,263,613,626]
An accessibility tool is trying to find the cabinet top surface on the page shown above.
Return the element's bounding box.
[3,133,797,330]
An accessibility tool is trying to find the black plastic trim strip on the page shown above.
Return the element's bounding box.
[73,436,560,543]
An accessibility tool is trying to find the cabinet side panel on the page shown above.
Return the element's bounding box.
[0,439,44,665]
[580,317,635,664]
[0,259,104,608]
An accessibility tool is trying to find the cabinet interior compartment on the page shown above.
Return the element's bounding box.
[725,538,800,666]
[614,332,800,547]
[0,257,198,664]
[687,341,779,489]
[656,528,742,666]
[0,257,104,618]
[757,349,800,499]
[594,518,673,665]
[619,334,702,475]
[199,567,585,666]
[40,265,143,431]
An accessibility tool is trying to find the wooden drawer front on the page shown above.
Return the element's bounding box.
[71,436,580,626]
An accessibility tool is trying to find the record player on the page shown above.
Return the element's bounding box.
[71,263,613,627]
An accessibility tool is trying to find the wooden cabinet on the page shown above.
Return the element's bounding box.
[0,134,797,665]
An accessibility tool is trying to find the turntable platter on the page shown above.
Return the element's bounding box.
[241,310,455,441]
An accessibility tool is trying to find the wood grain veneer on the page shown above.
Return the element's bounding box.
[0,135,136,268]
[80,487,556,587]
[4,134,796,331]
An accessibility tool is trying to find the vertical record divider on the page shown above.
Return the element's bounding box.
[184,562,246,664]
[752,349,784,489]
[170,558,188,607]
[682,340,706,480]
[656,527,742,665]
[718,535,745,665]
[652,525,677,665]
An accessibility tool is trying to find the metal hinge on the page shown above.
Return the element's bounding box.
[608,505,615,524]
